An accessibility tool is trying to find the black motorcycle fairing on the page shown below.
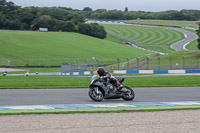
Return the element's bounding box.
[90,80,110,96]
[90,79,122,99]
[89,75,135,101]
[104,93,122,99]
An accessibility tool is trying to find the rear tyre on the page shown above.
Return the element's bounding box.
[121,86,135,101]
[88,88,103,102]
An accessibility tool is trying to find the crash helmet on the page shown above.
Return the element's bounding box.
[97,67,105,76]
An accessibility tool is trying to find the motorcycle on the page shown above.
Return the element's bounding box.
[88,75,135,102]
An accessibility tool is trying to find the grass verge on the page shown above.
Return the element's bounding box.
[0,105,200,115]
[0,75,200,89]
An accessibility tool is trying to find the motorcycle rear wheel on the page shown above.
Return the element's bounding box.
[121,86,135,101]
[88,88,104,102]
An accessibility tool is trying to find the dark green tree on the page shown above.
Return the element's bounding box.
[16,9,36,29]
[0,0,6,8]
[0,14,6,29]
[78,23,106,39]
[31,15,56,31]
[62,21,76,32]
[0,0,19,13]
[124,7,128,12]
[83,7,92,11]
[78,23,92,36]
[197,23,200,49]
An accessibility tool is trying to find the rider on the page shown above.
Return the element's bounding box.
[3,71,7,76]
[97,67,120,87]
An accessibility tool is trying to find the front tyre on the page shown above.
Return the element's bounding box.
[121,86,135,101]
[88,88,103,102]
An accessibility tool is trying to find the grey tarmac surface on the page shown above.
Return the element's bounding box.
[0,110,200,133]
[0,87,200,106]
[170,28,198,51]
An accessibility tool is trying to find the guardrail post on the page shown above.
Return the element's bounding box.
[158,57,160,70]
[197,56,199,69]
[146,57,149,70]
[96,59,99,69]
[169,57,172,70]
[182,56,185,69]
[84,60,87,71]
[8,59,10,66]
[89,60,92,71]
[127,58,129,70]
[137,58,139,70]
[117,58,120,70]
[92,58,95,70]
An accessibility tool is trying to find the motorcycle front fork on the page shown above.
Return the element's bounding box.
[94,87,100,94]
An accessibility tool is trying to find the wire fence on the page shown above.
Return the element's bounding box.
[61,56,200,72]
[1,55,200,73]
[139,56,200,70]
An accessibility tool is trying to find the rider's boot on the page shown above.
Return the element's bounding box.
[116,84,124,91]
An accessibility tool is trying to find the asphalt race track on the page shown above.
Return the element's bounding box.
[0,87,199,106]
[170,28,198,51]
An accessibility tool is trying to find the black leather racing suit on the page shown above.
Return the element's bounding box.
[100,72,117,85]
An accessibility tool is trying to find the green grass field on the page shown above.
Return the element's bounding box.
[103,24,185,53]
[186,39,199,50]
[185,29,199,50]
[0,75,200,89]
[126,20,199,51]
[128,19,199,28]
[0,31,152,65]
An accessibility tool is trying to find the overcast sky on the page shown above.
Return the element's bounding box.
[10,0,200,12]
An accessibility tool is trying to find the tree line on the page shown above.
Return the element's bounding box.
[1,0,200,40]
[82,7,200,21]
[0,0,106,39]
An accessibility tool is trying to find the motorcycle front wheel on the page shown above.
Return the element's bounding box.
[88,88,104,102]
[121,86,135,101]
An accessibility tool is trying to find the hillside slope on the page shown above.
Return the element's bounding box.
[103,24,185,53]
[0,31,152,60]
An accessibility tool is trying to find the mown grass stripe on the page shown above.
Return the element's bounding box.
[103,24,185,53]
